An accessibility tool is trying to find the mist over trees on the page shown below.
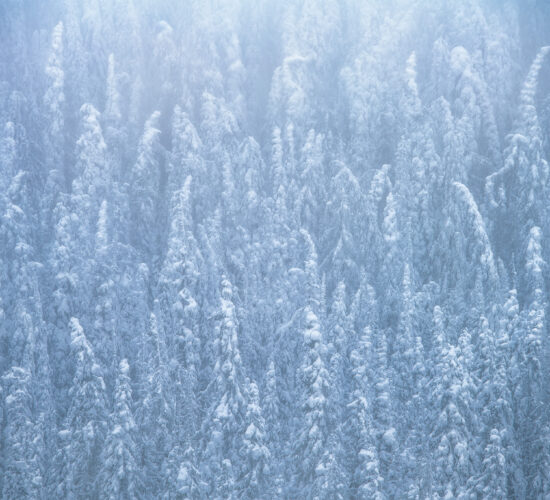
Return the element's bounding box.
[1,0,550,498]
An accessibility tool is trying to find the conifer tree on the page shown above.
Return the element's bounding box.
[72,103,109,206]
[348,327,384,500]
[1,366,44,500]
[263,360,284,495]
[99,359,142,500]
[239,381,271,499]
[293,306,331,499]
[430,308,474,499]
[201,277,247,498]
[42,21,65,230]
[130,111,163,263]
[62,318,108,499]
[521,226,549,498]
[137,312,173,496]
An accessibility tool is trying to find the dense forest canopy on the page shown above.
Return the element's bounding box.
[1,0,550,498]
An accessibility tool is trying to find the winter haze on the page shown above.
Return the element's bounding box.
[1,0,550,498]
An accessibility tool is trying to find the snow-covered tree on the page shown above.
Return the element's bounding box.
[429,308,475,499]
[201,277,247,499]
[130,111,163,263]
[72,103,109,204]
[62,318,108,499]
[1,366,44,499]
[239,380,271,499]
[348,327,384,499]
[42,21,65,226]
[479,429,507,499]
[137,312,173,496]
[99,359,142,500]
[293,306,331,499]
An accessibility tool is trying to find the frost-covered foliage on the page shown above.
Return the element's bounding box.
[1,0,550,498]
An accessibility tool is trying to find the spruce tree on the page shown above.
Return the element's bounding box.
[293,306,331,499]
[99,359,142,500]
[62,318,108,499]
[1,367,44,499]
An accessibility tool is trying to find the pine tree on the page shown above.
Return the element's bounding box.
[521,226,549,498]
[480,429,507,499]
[326,281,349,432]
[72,103,109,206]
[393,262,415,405]
[301,228,324,318]
[239,381,271,499]
[169,105,203,194]
[172,446,203,499]
[371,329,396,496]
[263,360,284,495]
[62,0,88,116]
[430,308,474,499]
[323,163,362,293]
[103,53,127,177]
[99,359,142,500]
[92,200,118,384]
[293,306,331,499]
[104,54,122,134]
[1,367,44,499]
[394,264,428,496]
[297,129,326,236]
[324,282,350,493]
[348,327,384,500]
[137,312,173,496]
[157,177,202,445]
[43,21,64,163]
[502,288,528,499]
[201,277,247,499]
[49,195,83,400]
[318,441,346,500]
[42,21,65,232]
[62,318,108,500]
[485,46,550,259]
[380,191,403,332]
[130,111,163,263]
